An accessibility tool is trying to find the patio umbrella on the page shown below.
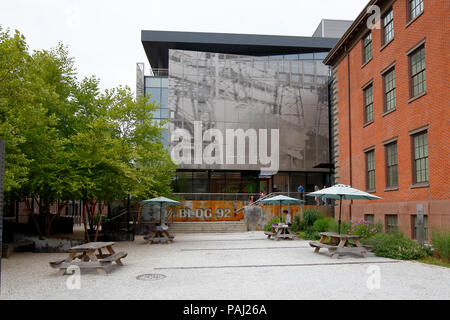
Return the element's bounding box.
[261,195,304,222]
[140,196,182,225]
[306,184,382,234]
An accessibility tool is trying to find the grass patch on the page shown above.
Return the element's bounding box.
[417,257,450,268]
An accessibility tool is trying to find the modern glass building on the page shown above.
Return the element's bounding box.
[137,30,341,198]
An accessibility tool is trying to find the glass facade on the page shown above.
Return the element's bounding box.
[144,76,169,147]
[168,49,330,172]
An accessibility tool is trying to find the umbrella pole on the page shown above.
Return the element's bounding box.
[338,195,342,234]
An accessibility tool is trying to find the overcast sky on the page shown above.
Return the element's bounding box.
[0,0,368,93]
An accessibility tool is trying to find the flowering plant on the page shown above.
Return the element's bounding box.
[348,217,379,239]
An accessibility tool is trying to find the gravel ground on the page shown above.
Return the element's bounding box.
[1,232,449,300]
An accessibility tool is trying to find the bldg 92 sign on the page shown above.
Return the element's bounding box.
[173,200,246,222]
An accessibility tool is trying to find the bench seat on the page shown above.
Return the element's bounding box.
[309,241,338,249]
[99,252,127,263]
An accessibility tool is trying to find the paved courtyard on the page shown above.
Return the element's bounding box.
[1,232,449,300]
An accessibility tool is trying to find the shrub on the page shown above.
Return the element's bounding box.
[303,227,321,240]
[313,217,338,233]
[290,215,302,232]
[264,217,282,232]
[348,218,380,239]
[302,208,323,229]
[329,221,351,234]
[369,232,429,260]
[431,230,450,261]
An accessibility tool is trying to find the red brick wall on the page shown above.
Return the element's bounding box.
[332,0,450,235]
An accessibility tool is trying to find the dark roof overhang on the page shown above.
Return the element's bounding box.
[141,30,340,69]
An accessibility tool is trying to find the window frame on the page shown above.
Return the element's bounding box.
[408,45,426,99]
[411,130,429,185]
[362,32,373,65]
[407,0,424,23]
[385,141,399,189]
[365,148,376,192]
[363,84,374,125]
[382,67,396,113]
[385,214,398,234]
[382,8,394,46]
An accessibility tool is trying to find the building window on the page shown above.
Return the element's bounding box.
[363,33,372,64]
[385,215,398,234]
[412,215,428,240]
[366,149,376,191]
[412,131,429,184]
[408,0,424,21]
[385,142,398,188]
[382,9,394,45]
[364,214,375,224]
[383,68,396,112]
[364,85,374,124]
[409,45,426,98]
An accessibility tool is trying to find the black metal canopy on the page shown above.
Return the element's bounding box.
[141,30,340,69]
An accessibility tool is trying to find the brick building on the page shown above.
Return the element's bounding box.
[324,0,449,239]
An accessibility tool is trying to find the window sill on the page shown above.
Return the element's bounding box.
[384,186,399,192]
[361,58,373,69]
[382,108,396,117]
[406,11,424,29]
[363,120,374,128]
[408,91,427,104]
[410,182,430,189]
[366,189,376,194]
[380,38,394,52]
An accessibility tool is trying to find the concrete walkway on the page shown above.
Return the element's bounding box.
[1,232,449,299]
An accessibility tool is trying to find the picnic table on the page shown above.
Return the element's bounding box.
[309,232,368,258]
[264,224,297,240]
[144,225,175,244]
[49,242,127,275]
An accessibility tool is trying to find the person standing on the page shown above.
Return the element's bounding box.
[283,210,291,227]
[314,185,320,206]
[322,186,328,205]
[297,184,304,200]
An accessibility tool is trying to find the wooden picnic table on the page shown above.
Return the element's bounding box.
[144,226,175,244]
[264,224,297,241]
[49,242,127,275]
[309,232,368,258]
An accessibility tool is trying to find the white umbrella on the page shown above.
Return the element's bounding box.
[306,184,382,234]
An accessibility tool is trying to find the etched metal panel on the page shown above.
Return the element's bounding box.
[168,49,330,172]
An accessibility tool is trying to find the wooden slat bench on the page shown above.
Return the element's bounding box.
[264,231,276,239]
[309,241,338,250]
[309,232,368,258]
[49,242,127,275]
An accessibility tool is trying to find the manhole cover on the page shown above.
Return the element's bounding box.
[136,273,167,281]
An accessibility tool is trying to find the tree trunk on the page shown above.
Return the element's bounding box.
[94,200,105,242]
[83,202,90,243]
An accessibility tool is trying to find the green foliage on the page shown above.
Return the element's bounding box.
[290,215,302,232]
[431,230,450,261]
[347,218,381,238]
[0,26,176,235]
[303,227,321,240]
[264,217,282,232]
[367,232,429,260]
[301,208,323,230]
[312,217,338,233]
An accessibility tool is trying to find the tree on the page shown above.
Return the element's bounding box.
[0,26,177,240]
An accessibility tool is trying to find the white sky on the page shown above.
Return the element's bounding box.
[0,0,368,93]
